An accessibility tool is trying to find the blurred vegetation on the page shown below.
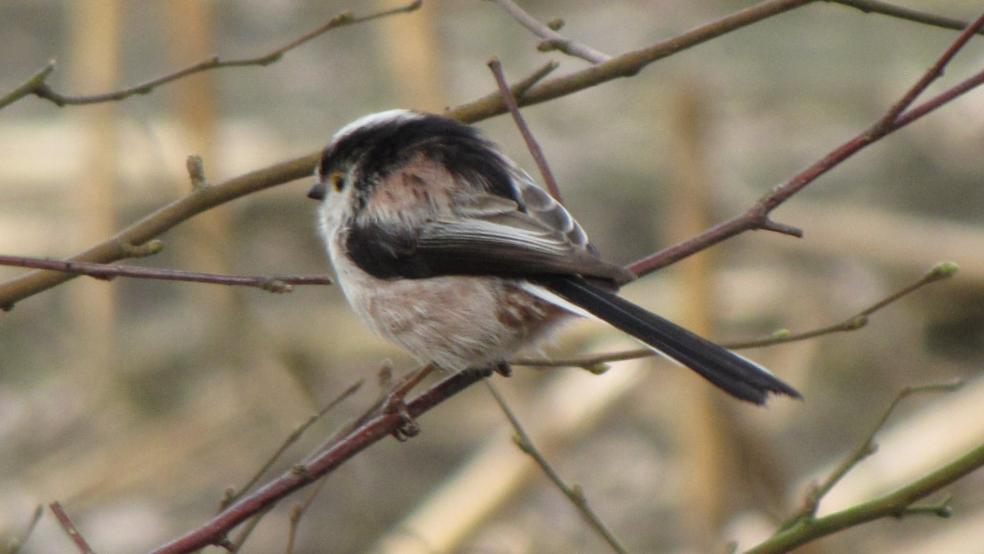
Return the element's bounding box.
[0,1,982,553]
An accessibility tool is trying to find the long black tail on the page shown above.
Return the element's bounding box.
[538,276,801,404]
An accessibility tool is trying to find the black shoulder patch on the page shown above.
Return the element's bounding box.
[345,220,433,279]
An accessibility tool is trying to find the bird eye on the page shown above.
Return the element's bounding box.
[330,171,346,192]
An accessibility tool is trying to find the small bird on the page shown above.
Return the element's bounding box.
[309,109,800,404]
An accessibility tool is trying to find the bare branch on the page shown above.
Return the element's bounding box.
[488,58,564,202]
[451,0,816,123]
[485,382,628,554]
[628,10,984,277]
[745,382,973,554]
[0,254,332,296]
[7,504,44,554]
[149,370,486,554]
[220,380,363,510]
[787,381,965,526]
[49,502,95,554]
[0,1,422,109]
[828,0,984,35]
[0,0,823,310]
[488,0,611,63]
[512,261,959,370]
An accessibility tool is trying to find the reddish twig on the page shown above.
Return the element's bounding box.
[0,1,421,110]
[487,58,564,203]
[150,370,484,554]
[0,254,332,295]
[49,502,95,554]
[628,10,984,277]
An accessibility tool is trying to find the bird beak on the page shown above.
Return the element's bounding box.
[307,182,326,201]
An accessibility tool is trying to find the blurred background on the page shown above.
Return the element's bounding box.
[1,1,982,552]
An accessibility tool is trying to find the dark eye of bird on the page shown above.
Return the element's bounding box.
[331,172,345,192]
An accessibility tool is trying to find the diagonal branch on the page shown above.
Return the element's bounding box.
[487,0,611,63]
[485,381,628,553]
[149,370,486,554]
[49,502,95,554]
[627,10,984,277]
[487,58,564,203]
[0,1,421,109]
[828,0,984,35]
[786,381,964,526]
[745,382,975,554]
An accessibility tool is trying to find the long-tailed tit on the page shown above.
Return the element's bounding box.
[309,110,799,404]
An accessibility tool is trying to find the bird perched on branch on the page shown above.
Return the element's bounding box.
[309,109,799,405]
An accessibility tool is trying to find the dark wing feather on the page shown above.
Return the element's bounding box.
[537,275,802,403]
[346,168,634,283]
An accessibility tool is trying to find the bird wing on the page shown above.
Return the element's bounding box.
[345,167,634,284]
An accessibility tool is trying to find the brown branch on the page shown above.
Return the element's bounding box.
[5,0,983,312]
[828,0,984,35]
[628,10,984,277]
[49,502,95,554]
[220,380,364,510]
[512,261,959,370]
[0,0,820,310]
[487,0,611,63]
[0,254,332,296]
[485,382,628,554]
[0,1,421,109]
[487,58,564,203]
[149,370,485,554]
[451,0,816,123]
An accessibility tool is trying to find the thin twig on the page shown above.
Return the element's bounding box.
[828,0,984,35]
[0,1,421,109]
[221,380,364,509]
[49,502,95,554]
[0,254,332,294]
[512,261,958,370]
[875,6,984,130]
[488,0,611,63]
[785,381,965,526]
[150,370,486,554]
[7,504,44,554]
[228,507,270,553]
[746,383,973,554]
[284,476,331,554]
[488,58,564,203]
[485,381,629,554]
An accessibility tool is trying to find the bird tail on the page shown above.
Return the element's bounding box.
[535,276,801,404]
